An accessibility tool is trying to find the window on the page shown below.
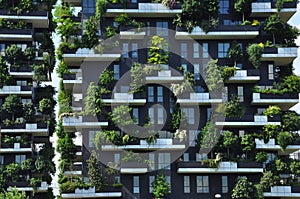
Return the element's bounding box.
[194,64,200,80]
[223,86,228,101]
[219,0,229,14]
[197,176,209,193]
[149,153,155,170]
[0,155,3,165]
[218,43,230,58]
[181,63,188,73]
[147,21,151,35]
[15,155,26,165]
[149,176,155,193]
[82,0,95,13]
[114,154,120,169]
[222,176,228,193]
[268,64,274,80]
[133,176,140,193]
[123,43,129,58]
[181,43,187,58]
[114,65,120,80]
[157,108,164,124]
[202,43,209,58]
[21,99,31,104]
[0,44,5,54]
[189,130,199,146]
[193,43,199,58]
[148,86,154,102]
[157,87,163,102]
[183,153,189,161]
[224,20,241,25]
[133,108,139,124]
[132,43,138,60]
[115,176,121,184]
[158,153,170,170]
[148,108,154,124]
[202,63,207,76]
[239,130,245,138]
[89,131,96,147]
[184,176,190,193]
[156,22,168,36]
[182,108,195,124]
[238,86,244,102]
[17,80,27,86]
[131,0,137,3]
[195,86,204,93]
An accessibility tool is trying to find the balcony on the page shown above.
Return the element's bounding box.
[176,93,223,105]
[9,66,34,77]
[61,186,122,198]
[263,186,300,198]
[255,138,300,155]
[62,0,82,7]
[102,93,146,105]
[63,162,82,176]
[102,138,185,151]
[252,93,299,110]
[62,116,108,131]
[177,161,263,174]
[63,48,121,65]
[0,85,32,96]
[215,115,281,128]
[0,10,48,28]
[119,161,148,174]
[7,181,48,192]
[63,74,82,91]
[226,70,260,83]
[175,25,259,40]
[0,29,33,41]
[106,3,181,17]
[120,26,146,40]
[145,69,184,83]
[0,122,48,135]
[261,47,298,66]
[0,143,32,153]
[251,1,297,21]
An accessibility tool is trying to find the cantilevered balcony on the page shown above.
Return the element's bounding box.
[61,186,122,198]
[176,93,223,105]
[102,93,146,105]
[62,116,108,131]
[63,162,82,176]
[177,161,263,174]
[0,143,32,153]
[0,122,48,136]
[0,85,32,96]
[7,181,49,193]
[252,93,299,110]
[255,138,300,155]
[62,0,82,6]
[0,29,33,41]
[63,74,82,91]
[9,66,34,77]
[102,138,185,151]
[251,1,297,21]
[225,70,260,83]
[63,48,121,65]
[215,115,281,127]
[0,10,48,28]
[119,26,146,39]
[261,47,298,66]
[263,186,300,198]
[106,2,181,17]
[145,69,184,83]
[175,25,259,40]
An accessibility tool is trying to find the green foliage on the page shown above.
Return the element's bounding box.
[0,57,11,89]
[225,95,245,118]
[232,177,255,199]
[255,152,268,163]
[99,69,114,85]
[39,98,56,115]
[171,108,188,132]
[263,105,281,117]
[5,44,22,65]
[82,16,99,49]
[2,95,23,121]
[84,82,103,117]
[21,158,33,171]
[96,0,108,19]
[223,131,238,155]
[56,18,81,42]
[33,64,48,85]
[277,131,294,150]
[60,179,91,193]
[0,188,28,199]
[290,160,300,176]
[205,59,224,92]
[282,111,300,131]
[105,25,118,38]
[234,0,252,21]
[109,105,133,127]
[263,124,279,142]
[57,133,77,163]
[5,163,20,182]
[246,43,264,69]
[152,174,171,199]
[228,40,243,66]
[129,63,144,93]
[87,151,104,190]
[281,74,300,94]
[256,171,279,198]
[23,47,35,62]
[241,134,255,154]
[201,158,221,168]
[57,61,70,78]
[148,36,169,64]
[198,121,219,150]
[220,66,237,81]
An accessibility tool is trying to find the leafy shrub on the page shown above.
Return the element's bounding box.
[246,43,264,69]
[263,106,281,117]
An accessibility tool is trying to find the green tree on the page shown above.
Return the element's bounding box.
[234,0,252,22]
[39,98,56,116]
[281,74,300,94]
[109,105,133,129]
[205,59,224,92]
[84,82,103,116]
[241,134,255,158]
[33,64,47,85]
[96,0,108,19]
[56,17,81,42]
[246,43,264,69]
[282,111,300,131]
[5,44,22,66]
[0,188,28,199]
[228,40,243,66]
[152,174,171,199]
[225,95,245,118]
[19,0,33,13]
[57,133,77,163]
[232,177,255,199]
[255,151,268,163]
[290,160,300,177]
[263,105,281,117]
[86,151,104,190]
[223,131,238,156]
[82,16,99,49]
[2,95,23,122]
[5,163,20,182]
[148,36,169,65]
[23,47,35,63]
[263,14,285,44]
[0,56,11,89]
[277,131,294,150]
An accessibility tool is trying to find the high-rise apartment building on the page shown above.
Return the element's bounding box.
[58,0,300,198]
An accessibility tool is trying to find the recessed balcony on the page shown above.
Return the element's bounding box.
[145,70,184,83]
[263,186,300,198]
[176,93,223,105]
[62,116,108,131]
[175,25,259,40]
[63,74,82,91]
[0,143,32,153]
[0,29,33,41]
[0,10,48,28]
[225,70,260,83]
[0,122,48,135]
[63,162,82,176]
[106,3,182,17]
[251,93,299,110]
[9,66,34,77]
[7,181,49,192]
[255,138,300,155]
[61,186,122,198]
[0,85,32,96]
[261,47,298,66]
[177,161,263,174]
[215,115,281,127]
[251,2,297,21]
[102,93,146,105]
